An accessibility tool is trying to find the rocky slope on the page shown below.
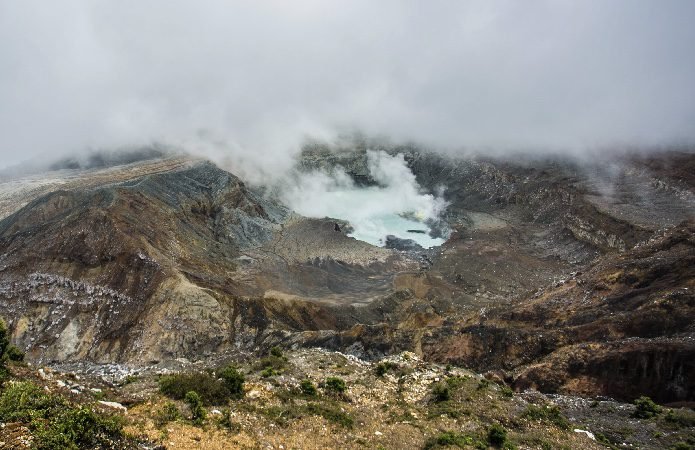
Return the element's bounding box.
[0,146,693,407]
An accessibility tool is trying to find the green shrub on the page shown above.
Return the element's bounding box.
[375,362,397,377]
[0,319,24,366]
[159,372,230,405]
[0,380,127,449]
[500,386,514,398]
[663,408,695,429]
[261,367,278,378]
[270,346,283,358]
[324,377,346,394]
[477,378,491,390]
[672,442,693,450]
[34,405,124,450]
[488,423,507,447]
[218,365,245,399]
[184,391,206,425]
[431,382,450,402]
[632,396,662,419]
[300,379,317,396]
[254,354,287,375]
[0,381,65,422]
[521,404,570,430]
[4,344,24,362]
[154,401,180,427]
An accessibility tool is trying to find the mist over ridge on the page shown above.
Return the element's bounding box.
[1,0,695,174]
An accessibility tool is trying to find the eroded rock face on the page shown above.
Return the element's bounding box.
[0,148,693,404]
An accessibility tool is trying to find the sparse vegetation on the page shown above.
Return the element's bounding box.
[663,408,695,429]
[424,431,486,449]
[521,404,571,430]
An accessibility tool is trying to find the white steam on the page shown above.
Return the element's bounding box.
[282,151,448,248]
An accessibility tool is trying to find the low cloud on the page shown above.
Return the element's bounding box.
[1,1,694,173]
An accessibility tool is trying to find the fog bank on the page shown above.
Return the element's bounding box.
[1,1,694,174]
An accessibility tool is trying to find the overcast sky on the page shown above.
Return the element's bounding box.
[1,0,694,171]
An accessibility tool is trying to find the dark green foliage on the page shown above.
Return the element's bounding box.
[632,396,662,419]
[184,391,206,425]
[521,404,570,430]
[488,423,507,447]
[300,379,317,396]
[0,319,9,359]
[218,365,245,399]
[672,442,693,450]
[34,405,124,450]
[0,381,65,422]
[500,386,514,398]
[254,354,287,374]
[159,371,233,405]
[424,431,486,449]
[270,346,283,358]
[0,319,24,367]
[324,377,346,394]
[154,401,180,427]
[4,344,24,362]
[431,382,450,402]
[477,378,491,390]
[663,408,695,429]
[261,367,278,378]
[375,362,397,377]
[0,381,125,449]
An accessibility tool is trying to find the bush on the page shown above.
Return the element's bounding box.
[34,405,124,450]
[159,372,230,405]
[4,344,24,362]
[324,377,346,394]
[375,362,397,377]
[0,381,65,422]
[254,355,287,374]
[431,382,450,402]
[500,386,514,398]
[184,391,206,425]
[300,379,317,396]
[0,380,125,449]
[488,423,507,447]
[261,367,279,378]
[632,396,662,419]
[218,365,245,399]
[664,408,695,429]
[0,319,24,365]
[154,401,180,427]
[270,346,283,358]
[521,404,570,430]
